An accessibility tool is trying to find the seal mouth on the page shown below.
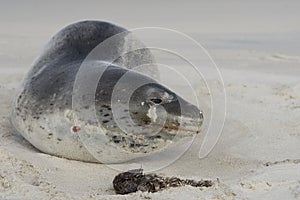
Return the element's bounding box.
[160,116,203,140]
[164,112,203,132]
[146,117,202,135]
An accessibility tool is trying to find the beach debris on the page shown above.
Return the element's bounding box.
[113,169,213,194]
[264,158,300,166]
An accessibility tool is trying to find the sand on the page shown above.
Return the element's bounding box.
[0,1,299,199]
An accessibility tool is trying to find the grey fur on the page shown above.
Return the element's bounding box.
[11,21,203,163]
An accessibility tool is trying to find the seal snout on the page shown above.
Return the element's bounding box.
[160,95,203,136]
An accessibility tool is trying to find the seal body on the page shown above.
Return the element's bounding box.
[11,21,203,163]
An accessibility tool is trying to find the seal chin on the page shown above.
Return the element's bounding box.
[163,114,203,136]
[161,96,204,136]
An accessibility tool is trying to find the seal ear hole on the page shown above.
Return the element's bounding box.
[149,98,162,105]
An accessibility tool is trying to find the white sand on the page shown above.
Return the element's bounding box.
[0,1,299,199]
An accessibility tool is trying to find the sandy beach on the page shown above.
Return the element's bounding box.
[0,1,299,199]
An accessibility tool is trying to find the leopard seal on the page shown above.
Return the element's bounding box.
[11,21,203,163]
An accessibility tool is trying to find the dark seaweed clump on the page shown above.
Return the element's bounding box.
[113,169,213,195]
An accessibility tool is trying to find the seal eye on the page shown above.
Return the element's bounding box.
[150,98,162,105]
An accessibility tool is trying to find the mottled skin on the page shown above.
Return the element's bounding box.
[11,21,203,163]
